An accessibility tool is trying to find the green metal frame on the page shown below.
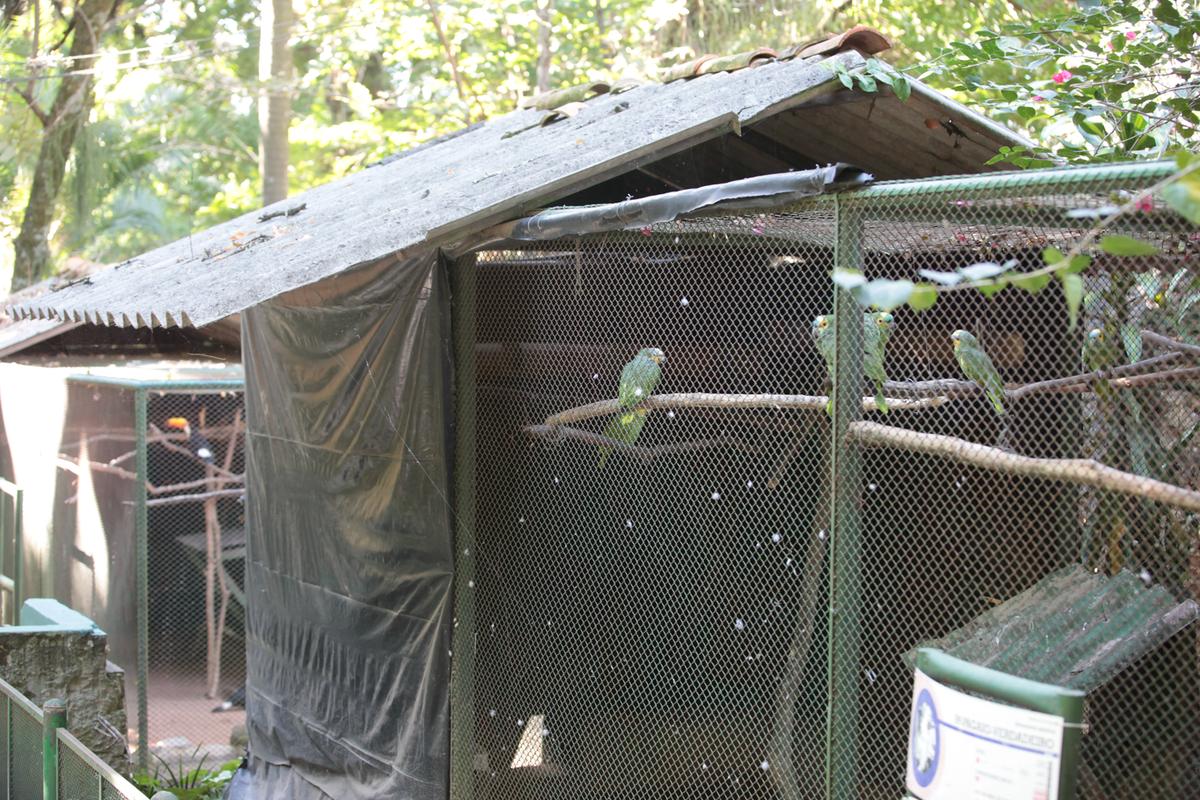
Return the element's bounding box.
[0,479,23,625]
[0,678,144,799]
[65,372,244,773]
[915,648,1086,800]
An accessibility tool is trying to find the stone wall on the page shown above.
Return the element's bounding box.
[0,604,130,774]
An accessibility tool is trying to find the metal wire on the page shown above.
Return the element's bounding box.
[449,163,1200,799]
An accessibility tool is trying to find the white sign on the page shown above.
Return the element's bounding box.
[906,668,1064,800]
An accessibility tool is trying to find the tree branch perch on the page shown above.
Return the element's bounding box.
[848,421,1200,513]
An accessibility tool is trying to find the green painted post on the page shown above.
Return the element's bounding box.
[41,698,65,800]
[13,487,22,624]
[134,389,150,774]
[825,195,865,800]
[448,254,478,800]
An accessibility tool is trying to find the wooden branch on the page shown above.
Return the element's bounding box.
[1143,330,1200,358]
[56,456,151,489]
[543,393,946,427]
[883,352,1185,400]
[144,488,244,507]
[148,475,244,495]
[14,86,50,126]
[848,421,1200,513]
[521,424,756,461]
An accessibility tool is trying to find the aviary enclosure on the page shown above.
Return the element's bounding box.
[446,161,1200,800]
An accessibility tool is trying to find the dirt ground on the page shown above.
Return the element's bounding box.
[128,670,245,771]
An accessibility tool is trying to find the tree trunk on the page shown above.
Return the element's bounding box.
[258,0,294,206]
[535,0,554,94]
[11,0,118,289]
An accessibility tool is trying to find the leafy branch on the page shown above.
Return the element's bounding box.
[832,150,1200,327]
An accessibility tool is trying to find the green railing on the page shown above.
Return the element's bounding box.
[0,480,23,626]
[0,677,144,800]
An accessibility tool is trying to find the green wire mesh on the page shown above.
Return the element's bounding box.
[11,702,41,799]
[449,161,1199,800]
[58,740,102,799]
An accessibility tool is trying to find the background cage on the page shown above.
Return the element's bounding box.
[447,161,1200,800]
[0,366,246,773]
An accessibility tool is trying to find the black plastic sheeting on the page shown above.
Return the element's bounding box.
[231,250,455,800]
[223,166,868,800]
[509,163,872,240]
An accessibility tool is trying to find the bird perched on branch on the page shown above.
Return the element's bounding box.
[166,417,215,464]
[951,330,1006,415]
[1082,327,1119,401]
[864,312,895,413]
[599,347,666,468]
[811,313,896,415]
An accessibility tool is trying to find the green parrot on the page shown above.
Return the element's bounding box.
[951,330,1006,416]
[1081,327,1118,401]
[863,312,895,413]
[812,313,895,414]
[811,315,836,415]
[598,347,666,467]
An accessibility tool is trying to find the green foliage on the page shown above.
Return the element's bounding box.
[915,0,1200,163]
[133,749,240,800]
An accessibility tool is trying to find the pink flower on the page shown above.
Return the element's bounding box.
[1125,30,1137,41]
[1135,196,1154,213]
[1052,70,1073,84]
[1032,94,1045,102]
[640,226,652,236]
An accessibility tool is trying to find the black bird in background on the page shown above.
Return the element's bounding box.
[213,685,246,712]
[166,416,214,463]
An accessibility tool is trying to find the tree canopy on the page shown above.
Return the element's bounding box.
[0,0,1195,290]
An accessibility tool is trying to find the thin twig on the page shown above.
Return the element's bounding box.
[849,421,1200,513]
[55,456,151,489]
[1142,330,1200,358]
[148,475,244,495]
[144,488,243,507]
[543,393,946,427]
[521,424,757,461]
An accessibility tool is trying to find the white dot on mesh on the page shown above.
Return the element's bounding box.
[488,708,496,717]
[1140,569,1152,584]
[680,297,689,306]
[771,533,782,543]
[760,760,770,771]
[468,580,475,588]
[746,480,754,488]
[626,519,633,529]
[711,491,721,501]
[734,618,746,631]
[667,410,676,419]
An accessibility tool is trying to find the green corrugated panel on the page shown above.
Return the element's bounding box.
[908,565,1198,691]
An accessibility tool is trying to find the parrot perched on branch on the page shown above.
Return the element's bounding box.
[863,312,895,413]
[811,313,895,415]
[598,347,666,467]
[951,330,1006,416]
[1082,327,1119,401]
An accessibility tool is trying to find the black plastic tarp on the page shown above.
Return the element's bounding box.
[235,250,454,800]
[508,163,871,240]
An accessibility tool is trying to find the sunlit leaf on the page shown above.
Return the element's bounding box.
[892,75,911,103]
[1060,272,1084,331]
[1100,234,1159,256]
[907,283,939,311]
[1043,246,1065,265]
[831,269,867,290]
[959,262,1008,280]
[1010,272,1052,293]
[917,268,963,286]
[1162,170,1200,225]
[857,279,914,310]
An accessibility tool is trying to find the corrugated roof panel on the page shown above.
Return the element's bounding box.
[910,565,1198,692]
[6,51,866,329]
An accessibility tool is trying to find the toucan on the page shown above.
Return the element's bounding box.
[165,417,215,463]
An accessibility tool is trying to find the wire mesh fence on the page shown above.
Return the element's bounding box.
[448,161,1200,800]
[54,375,246,773]
[140,385,247,767]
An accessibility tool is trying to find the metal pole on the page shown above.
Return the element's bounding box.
[12,488,21,625]
[825,195,865,800]
[133,389,150,773]
[41,698,65,800]
[448,253,478,800]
